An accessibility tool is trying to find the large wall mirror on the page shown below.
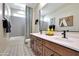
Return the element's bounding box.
[39,11,56,31]
[39,15,55,31]
[39,3,79,32]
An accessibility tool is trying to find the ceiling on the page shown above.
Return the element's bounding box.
[7,3,38,10]
[7,3,67,16]
[26,3,38,8]
[41,3,67,16]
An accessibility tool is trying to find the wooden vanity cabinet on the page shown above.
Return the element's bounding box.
[30,35,43,56]
[43,46,60,56]
[30,35,79,56]
[30,35,34,50]
[36,37,43,56]
[30,35,37,55]
[43,40,79,56]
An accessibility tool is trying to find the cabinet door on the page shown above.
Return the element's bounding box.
[33,38,38,55]
[30,35,34,50]
[30,35,37,55]
[43,46,54,56]
[43,46,60,56]
[36,38,43,56]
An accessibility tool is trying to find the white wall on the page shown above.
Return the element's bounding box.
[32,4,40,33]
[0,4,3,38]
[0,3,8,53]
[45,4,79,31]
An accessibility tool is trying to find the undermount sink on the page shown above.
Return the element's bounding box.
[45,33,79,43]
[56,37,73,42]
[52,36,74,42]
[55,37,79,43]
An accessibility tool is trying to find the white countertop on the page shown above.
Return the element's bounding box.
[30,32,79,52]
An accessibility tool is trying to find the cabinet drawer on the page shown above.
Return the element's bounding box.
[44,40,79,56]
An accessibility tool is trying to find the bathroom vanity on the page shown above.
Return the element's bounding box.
[30,32,79,56]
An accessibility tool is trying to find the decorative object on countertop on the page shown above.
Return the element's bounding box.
[52,25,55,31]
[46,25,54,36]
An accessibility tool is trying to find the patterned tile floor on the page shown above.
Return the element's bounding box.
[0,36,35,56]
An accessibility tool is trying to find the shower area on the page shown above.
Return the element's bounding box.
[3,3,33,41]
[0,3,39,56]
